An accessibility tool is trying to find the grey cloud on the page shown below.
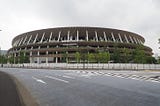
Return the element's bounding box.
[0,0,159,54]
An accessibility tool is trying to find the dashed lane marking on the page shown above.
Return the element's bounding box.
[62,75,75,79]
[32,76,47,84]
[45,75,69,83]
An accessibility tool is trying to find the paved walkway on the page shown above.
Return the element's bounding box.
[0,71,23,106]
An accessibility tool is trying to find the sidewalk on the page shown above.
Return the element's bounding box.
[0,71,23,106]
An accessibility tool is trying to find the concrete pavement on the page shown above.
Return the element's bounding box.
[0,71,23,106]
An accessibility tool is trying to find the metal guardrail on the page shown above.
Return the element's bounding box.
[1,63,160,70]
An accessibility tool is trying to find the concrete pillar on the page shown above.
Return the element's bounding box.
[86,30,89,41]
[58,31,61,42]
[111,32,116,42]
[67,31,70,42]
[46,51,48,63]
[124,34,129,43]
[18,37,24,46]
[22,36,28,45]
[118,33,123,43]
[95,31,98,42]
[40,32,45,43]
[29,51,33,63]
[55,51,58,63]
[37,51,40,64]
[55,57,58,63]
[77,30,79,41]
[27,35,32,44]
[103,32,107,42]
[49,32,53,42]
[33,34,38,44]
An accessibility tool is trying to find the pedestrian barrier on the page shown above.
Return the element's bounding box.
[1,63,160,70]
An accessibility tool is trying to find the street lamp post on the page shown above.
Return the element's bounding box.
[0,30,2,67]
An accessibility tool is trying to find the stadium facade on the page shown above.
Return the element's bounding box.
[8,27,152,63]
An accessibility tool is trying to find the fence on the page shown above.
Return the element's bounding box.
[1,63,160,70]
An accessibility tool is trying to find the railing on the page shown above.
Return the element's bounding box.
[1,63,160,70]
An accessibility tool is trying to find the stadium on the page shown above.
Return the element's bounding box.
[8,27,152,63]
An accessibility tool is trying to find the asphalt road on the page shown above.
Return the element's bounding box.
[0,71,23,106]
[0,68,160,106]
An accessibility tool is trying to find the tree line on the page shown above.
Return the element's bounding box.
[0,51,29,64]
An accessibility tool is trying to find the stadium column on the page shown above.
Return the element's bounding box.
[33,34,38,44]
[29,47,33,63]
[95,31,98,42]
[133,37,138,44]
[22,36,28,45]
[18,37,24,46]
[103,32,107,42]
[118,33,123,43]
[124,34,129,43]
[77,30,79,41]
[49,32,53,42]
[27,35,32,44]
[40,32,45,43]
[67,30,70,42]
[55,51,58,63]
[76,30,79,48]
[46,51,48,63]
[37,46,40,64]
[111,32,116,42]
[30,51,32,63]
[136,38,141,44]
[86,30,89,41]
[129,36,134,43]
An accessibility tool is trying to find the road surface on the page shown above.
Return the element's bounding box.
[0,68,160,106]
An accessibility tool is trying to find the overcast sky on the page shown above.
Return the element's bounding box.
[0,0,159,55]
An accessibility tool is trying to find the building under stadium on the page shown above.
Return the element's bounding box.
[8,27,152,63]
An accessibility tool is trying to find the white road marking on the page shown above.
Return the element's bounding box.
[32,76,47,84]
[102,73,160,83]
[45,75,69,83]
[146,79,160,83]
[62,75,75,79]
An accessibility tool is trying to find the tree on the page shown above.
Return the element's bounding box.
[8,55,14,64]
[158,57,160,64]
[146,56,156,64]
[98,52,110,63]
[80,52,87,63]
[112,47,121,63]
[122,48,130,63]
[98,52,104,63]
[75,52,80,63]
[19,51,29,63]
[0,55,7,64]
[62,52,68,63]
[88,53,95,63]
[103,52,110,63]
[133,46,147,63]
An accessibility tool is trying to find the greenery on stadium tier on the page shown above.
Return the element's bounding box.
[0,46,158,64]
[69,46,156,64]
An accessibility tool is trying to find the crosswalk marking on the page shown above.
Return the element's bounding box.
[73,70,160,83]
